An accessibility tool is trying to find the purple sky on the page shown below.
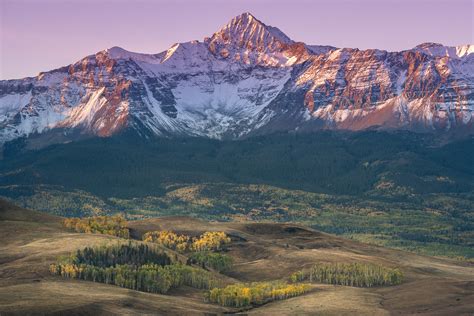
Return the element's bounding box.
[1,0,472,79]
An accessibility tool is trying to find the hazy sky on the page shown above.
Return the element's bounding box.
[1,0,473,79]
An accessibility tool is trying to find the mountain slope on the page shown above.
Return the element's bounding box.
[0,12,473,145]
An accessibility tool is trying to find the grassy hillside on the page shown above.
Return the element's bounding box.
[0,131,473,258]
[0,200,473,315]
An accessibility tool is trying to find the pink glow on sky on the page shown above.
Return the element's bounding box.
[1,0,472,79]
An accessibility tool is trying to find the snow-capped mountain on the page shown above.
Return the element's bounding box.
[1,12,473,144]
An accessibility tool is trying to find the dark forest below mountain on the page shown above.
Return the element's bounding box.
[1,131,473,258]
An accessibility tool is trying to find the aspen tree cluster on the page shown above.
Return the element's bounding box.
[50,242,219,294]
[142,230,231,253]
[290,262,403,287]
[63,216,129,238]
[206,281,310,307]
[187,252,233,272]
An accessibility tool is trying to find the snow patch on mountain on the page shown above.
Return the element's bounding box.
[105,46,160,63]
[66,87,107,128]
[0,92,32,121]
[415,43,474,59]
[168,67,292,138]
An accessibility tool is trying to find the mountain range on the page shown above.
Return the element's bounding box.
[1,12,473,145]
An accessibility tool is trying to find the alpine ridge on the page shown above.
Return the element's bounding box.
[1,12,473,145]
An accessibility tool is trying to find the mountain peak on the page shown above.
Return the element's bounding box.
[235,11,257,22]
[105,46,131,58]
[226,12,292,44]
[207,12,293,55]
[225,12,264,31]
[102,46,161,63]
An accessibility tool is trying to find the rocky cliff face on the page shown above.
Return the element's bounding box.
[0,12,472,144]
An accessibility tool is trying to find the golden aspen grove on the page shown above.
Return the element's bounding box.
[51,216,406,309]
[63,216,130,238]
[142,230,231,253]
[206,282,311,307]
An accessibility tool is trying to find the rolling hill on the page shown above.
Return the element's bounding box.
[0,200,472,315]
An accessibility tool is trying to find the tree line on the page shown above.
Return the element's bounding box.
[63,215,129,238]
[50,262,219,294]
[72,242,171,267]
[206,281,310,307]
[290,262,403,287]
